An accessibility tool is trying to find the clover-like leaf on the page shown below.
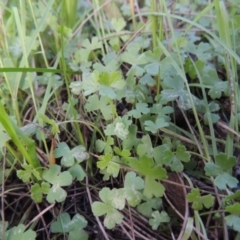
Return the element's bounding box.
[144,176,165,199]
[225,214,240,232]
[108,188,126,210]
[209,81,229,99]
[54,142,89,167]
[215,153,236,171]
[98,71,126,99]
[150,104,173,121]
[31,182,50,203]
[203,112,220,124]
[114,147,131,159]
[17,163,41,182]
[176,145,191,162]
[99,71,123,88]
[144,118,169,133]
[54,142,73,166]
[104,116,132,140]
[4,224,36,240]
[51,213,88,240]
[85,95,115,121]
[93,52,119,73]
[75,71,99,96]
[136,135,153,157]
[137,198,162,218]
[97,154,120,178]
[214,173,238,190]
[96,136,114,154]
[51,212,87,232]
[129,156,167,199]
[68,164,86,181]
[82,36,102,51]
[204,162,222,176]
[68,227,89,240]
[187,188,215,210]
[122,125,141,150]
[111,18,126,32]
[160,146,190,172]
[140,74,155,86]
[99,169,111,181]
[204,153,238,190]
[121,42,147,66]
[42,165,73,203]
[123,172,144,207]
[127,103,150,119]
[149,211,170,230]
[92,187,125,229]
[225,202,240,215]
[129,156,167,179]
[144,61,161,76]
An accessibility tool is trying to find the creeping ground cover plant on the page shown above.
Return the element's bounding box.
[1,0,240,239]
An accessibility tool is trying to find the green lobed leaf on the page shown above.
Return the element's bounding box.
[104,116,132,140]
[54,142,89,167]
[136,135,153,157]
[225,214,240,232]
[47,185,67,203]
[91,187,125,229]
[50,212,88,238]
[148,211,170,230]
[176,145,191,162]
[111,18,126,32]
[209,81,229,99]
[17,163,41,182]
[68,164,86,181]
[123,172,144,207]
[127,102,150,119]
[68,227,89,240]
[137,198,162,218]
[225,203,240,215]
[144,118,169,133]
[129,155,167,179]
[85,95,115,121]
[31,182,50,203]
[82,37,102,51]
[42,165,73,203]
[204,162,222,177]
[215,153,236,171]
[4,224,36,240]
[122,125,141,150]
[144,177,165,199]
[204,153,238,190]
[96,136,113,154]
[214,173,238,190]
[97,154,112,170]
[187,188,214,210]
[103,208,124,229]
[92,202,110,217]
[144,62,160,76]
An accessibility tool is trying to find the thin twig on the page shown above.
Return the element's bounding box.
[26,203,55,228]
[35,203,50,240]
[177,174,189,240]
[120,223,134,240]
[122,221,152,240]
[116,20,151,58]
[177,101,204,156]
[127,203,135,240]
[85,164,109,240]
[72,0,112,38]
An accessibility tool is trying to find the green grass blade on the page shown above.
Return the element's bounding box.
[0,102,41,171]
